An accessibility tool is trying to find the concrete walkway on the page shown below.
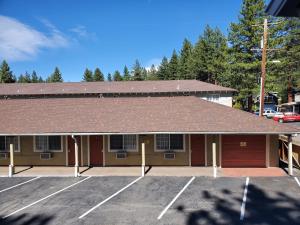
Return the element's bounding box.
[220,167,287,177]
[145,166,214,176]
[0,166,291,177]
[0,166,215,177]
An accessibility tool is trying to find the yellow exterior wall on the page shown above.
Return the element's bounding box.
[0,136,67,166]
[0,134,280,167]
[104,134,189,166]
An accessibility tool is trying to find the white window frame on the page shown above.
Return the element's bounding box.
[154,134,185,152]
[108,134,138,152]
[33,136,63,152]
[0,136,21,152]
[207,94,220,102]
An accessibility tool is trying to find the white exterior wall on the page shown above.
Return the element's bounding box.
[199,93,233,107]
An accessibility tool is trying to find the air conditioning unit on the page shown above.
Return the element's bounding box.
[164,152,176,160]
[0,153,9,159]
[40,152,52,160]
[116,152,127,159]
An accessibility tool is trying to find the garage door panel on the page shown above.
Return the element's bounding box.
[222,135,266,167]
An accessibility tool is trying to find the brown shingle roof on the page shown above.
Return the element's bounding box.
[0,80,236,96]
[0,96,298,135]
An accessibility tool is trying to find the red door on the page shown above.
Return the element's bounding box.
[191,134,205,166]
[68,136,81,166]
[89,135,103,166]
[222,135,266,167]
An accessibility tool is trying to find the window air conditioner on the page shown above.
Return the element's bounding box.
[164,152,176,160]
[116,152,127,159]
[40,152,52,160]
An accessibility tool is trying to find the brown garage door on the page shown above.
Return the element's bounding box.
[222,135,266,167]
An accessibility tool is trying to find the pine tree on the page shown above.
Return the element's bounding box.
[267,18,300,102]
[178,39,193,79]
[132,60,143,81]
[228,0,265,109]
[191,25,228,84]
[18,74,26,83]
[107,73,112,81]
[24,71,31,83]
[123,66,131,81]
[157,57,170,80]
[31,71,39,83]
[141,68,148,80]
[0,60,15,83]
[93,68,104,81]
[168,50,179,80]
[113,70,123,81]
[147,64,158,80]
[47,67,63,82]
[38,76,44,83]
[83,68,94,82]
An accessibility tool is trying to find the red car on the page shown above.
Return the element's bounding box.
[273,112,300,123]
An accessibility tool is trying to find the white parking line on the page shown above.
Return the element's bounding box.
[79,176,143,219]
[157,176,195,220]
[2,176,91,219]
[0,177,40,194]
[294,177,300,187]
[240,177,250,221]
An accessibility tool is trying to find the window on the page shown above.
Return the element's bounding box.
[155,134,184,152]
[109,135,137,152]
[207,94,220,102]
[0,136,20,152]
[34,136,62,152]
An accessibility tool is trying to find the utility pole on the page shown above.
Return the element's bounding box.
[259,18,268,117]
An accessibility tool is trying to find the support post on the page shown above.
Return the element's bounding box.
[141,143,145,177]
[288,135,293,176]
[9,143,14,177]
[212,142,217,178]
[72,135,79,177]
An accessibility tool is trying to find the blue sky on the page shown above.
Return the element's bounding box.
[0,0,242,81]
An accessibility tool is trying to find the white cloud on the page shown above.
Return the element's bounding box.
[145,58,161,71]
[69,25,97,40]
[0,15,69,61]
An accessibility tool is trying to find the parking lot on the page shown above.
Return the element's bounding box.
[0,176,299,225]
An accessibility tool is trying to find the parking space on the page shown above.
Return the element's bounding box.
[244,177,300,225]
[1,176,138,225]
[0,177,38,192]
[80,176,192,225]
[159,177,245,225]
[0,176,299,225]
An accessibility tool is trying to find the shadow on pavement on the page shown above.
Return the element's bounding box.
[14,166,33,175]
[176,183,300,225]
[0,213,54,225]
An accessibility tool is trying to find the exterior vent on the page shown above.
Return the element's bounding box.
[40,152,52,160]
[164,152,176,160]
[0,153,9,159]
[116,152,127,159]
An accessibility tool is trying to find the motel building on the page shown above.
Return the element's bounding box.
[0,80,299,177]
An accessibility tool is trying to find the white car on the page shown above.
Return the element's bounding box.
[254,109,280,118]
